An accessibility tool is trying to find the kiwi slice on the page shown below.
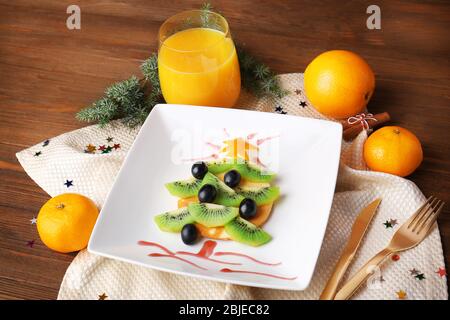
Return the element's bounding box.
[234,162,276,183]
[188,203,239,227]
[154,207,195,232]
[235,186,280,205]
[165,178,202,198]
[201,172,244,207]
[224,217,272,246]
[207,160,234,174]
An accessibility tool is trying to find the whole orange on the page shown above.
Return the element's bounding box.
[363,126,423,177]
[37,193,99,253]
[304,50,375,119]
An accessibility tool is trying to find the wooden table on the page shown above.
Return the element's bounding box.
[0,0,448,299]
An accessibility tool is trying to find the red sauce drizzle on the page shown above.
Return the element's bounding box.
[138,240,174,255]
[214,252,281,266]
[220,268,297,281]
[138,240,207,270]
[182,153,219,162]
[138,240,287,274]
[148,253,207,270]
[206,142,222,150]
[256,135,279,145]
[255,157,267,169]
[176,240,242,266]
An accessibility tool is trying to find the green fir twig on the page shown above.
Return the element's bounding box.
[237,45,288,99]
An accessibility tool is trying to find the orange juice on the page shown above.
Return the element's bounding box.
[158,27,241,107]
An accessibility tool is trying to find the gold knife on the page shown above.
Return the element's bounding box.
[319,198,381,300]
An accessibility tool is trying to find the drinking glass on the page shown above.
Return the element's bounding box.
[158,10,241,107]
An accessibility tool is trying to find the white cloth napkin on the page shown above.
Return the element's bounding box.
[16,73,447,300]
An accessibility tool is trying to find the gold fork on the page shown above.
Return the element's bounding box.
[334,196,445,300]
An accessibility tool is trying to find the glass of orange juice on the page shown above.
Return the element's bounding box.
[158,10,241,107]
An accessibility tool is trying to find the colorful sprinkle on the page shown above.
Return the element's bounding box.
[415,273,425,280]
[388,219,398,227]
[84,144,96,154]
[435,267,446,278]
[383,220,393,228]
[98,293,108,300]
[102,146,113,154]
[409,268,419,276]
[275,106,287,114]
[64,180,74,188]
[396,290,407,299]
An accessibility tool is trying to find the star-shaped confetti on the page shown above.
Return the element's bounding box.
[98,145,107,151]
[102,146,113,154]
[388,219,398,227]
[275,106,287,114]
[415,273,425,280]
[391,254,400,262]
[383,220,393,228]
[64,180,74,188]
[409,268,419,276]
[299,101,307,108]
[294,89,301,95]
[106,137,113,142]
[435,267,446,278]
[113,143,121,150]
[84,144,96,154]
[26,240,35,248]
[34,151,42,157]
[396,290,407,299]
[98,293,108,300]
[42,139,50,147]
[30,217,37,225]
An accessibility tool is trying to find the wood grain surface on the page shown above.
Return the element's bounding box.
[0,0,449,299]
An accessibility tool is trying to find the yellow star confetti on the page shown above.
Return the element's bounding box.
[98,293,108,300]
[396,290,407,300]
[219,138,258,161]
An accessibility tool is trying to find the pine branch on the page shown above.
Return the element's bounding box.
[76,98,120,127]
[200,2,222,30]
[236,45,288,99]
[140,53,161,95]
[105,76,144,109]
[201,2,213,11]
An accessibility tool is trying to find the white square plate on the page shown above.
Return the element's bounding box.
[88,104,342,290]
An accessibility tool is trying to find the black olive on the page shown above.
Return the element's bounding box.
[191,161,208,179]
[239,198,257,219]
[224,170,241,188]
[181,224,199,245]
[198,184,217,203]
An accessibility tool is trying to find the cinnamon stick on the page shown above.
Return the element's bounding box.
[343,112,390,141]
